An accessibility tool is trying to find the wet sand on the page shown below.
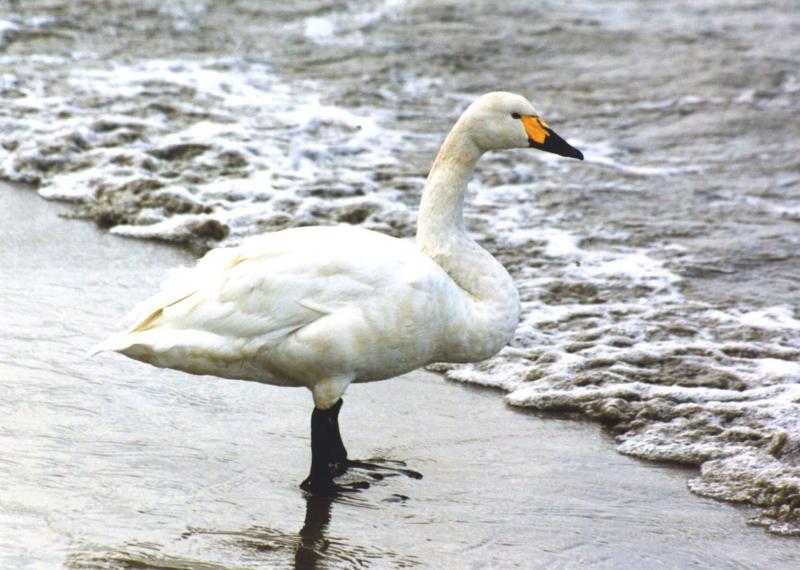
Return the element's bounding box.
[2,181,798,568]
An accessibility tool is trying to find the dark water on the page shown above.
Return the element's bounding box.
[1,0,799,549]
[2,182,800,569]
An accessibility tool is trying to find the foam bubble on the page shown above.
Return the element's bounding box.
[737,306,800,331]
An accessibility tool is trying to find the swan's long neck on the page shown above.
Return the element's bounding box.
[416,121,520,361]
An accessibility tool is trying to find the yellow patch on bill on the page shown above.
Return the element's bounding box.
[521,115,549,144]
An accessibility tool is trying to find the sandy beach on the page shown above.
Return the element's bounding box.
[2,183,798,567]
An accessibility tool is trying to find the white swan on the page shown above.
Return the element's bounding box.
[92,91,583,493]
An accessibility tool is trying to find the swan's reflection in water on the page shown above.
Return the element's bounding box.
[294,493,335,569]
[249,492,416,569]
[68,492,418,569]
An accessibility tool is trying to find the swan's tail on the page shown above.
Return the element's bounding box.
[87,297,186,358]
[88,333,136,358]
[89,244,247,360]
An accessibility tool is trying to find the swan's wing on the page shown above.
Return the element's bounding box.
[205,227,431,339]
[96,226,429,355]
[119,245,246,331]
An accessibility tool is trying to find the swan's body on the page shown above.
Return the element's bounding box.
[93,92,583,493]
[99,224,517,407]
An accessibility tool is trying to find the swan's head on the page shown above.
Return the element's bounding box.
[461,91,583,160]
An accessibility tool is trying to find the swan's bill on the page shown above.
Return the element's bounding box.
[520,115,584,160]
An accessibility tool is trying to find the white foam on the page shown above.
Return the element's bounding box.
[4,56,421,246]
[39,170,105,202]
[158,0,208,32]
[110,214,219,242]
[579,252,681,288]
[0,19,18,38]
[301,0,406,47]
[737,306,800,331]
[754,358,800,383]
[304,17,337,43]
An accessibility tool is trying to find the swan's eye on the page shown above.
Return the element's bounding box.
[511,112,521,119]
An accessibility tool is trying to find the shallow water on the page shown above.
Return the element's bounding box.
[3,182,800,569]
[1,0,799,537]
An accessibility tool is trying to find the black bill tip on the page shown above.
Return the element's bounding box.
[529,128,584,160]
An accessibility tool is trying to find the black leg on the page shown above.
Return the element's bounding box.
[324,399,348,475]
[299,398,422,494]
[301,399,359,494]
